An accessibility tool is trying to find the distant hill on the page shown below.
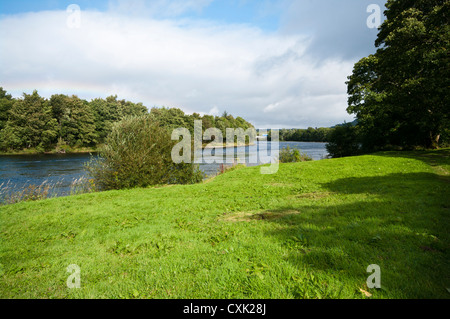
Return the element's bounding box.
[330,119,358,128]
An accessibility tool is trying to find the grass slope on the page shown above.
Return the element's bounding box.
[0,150,449,299]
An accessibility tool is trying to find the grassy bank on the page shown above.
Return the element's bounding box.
[0,149,449,298]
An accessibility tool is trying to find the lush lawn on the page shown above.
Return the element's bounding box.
[0,149,449,299]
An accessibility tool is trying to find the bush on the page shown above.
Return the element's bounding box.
[85,115,204,190]
[326,123,361,158]
[279,146,312,163]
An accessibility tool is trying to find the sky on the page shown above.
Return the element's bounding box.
[0,0,387,129]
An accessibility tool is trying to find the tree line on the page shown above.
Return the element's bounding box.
[0,88,254,153]
[266,127,334,142]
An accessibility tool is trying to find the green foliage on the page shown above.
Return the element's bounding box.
[326,123,362,158]
[0,88,13,133]
[0,89,151,152]
[88,95,148,144]
[149,107,254,144]
[50,94,98,147]
[346,0,450,151]
[85,115,204,190]
[1,90,58,151]
[268,127,334,142]
[149,107,191,132]
[279,146,312,163]
[0,88,255,152]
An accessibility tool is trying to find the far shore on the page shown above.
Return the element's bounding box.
[0,142,257,155]
[0,147,99,156]
[202,142,255,149]
[0,141,328,156]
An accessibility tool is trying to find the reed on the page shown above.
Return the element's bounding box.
[0,176,97,206]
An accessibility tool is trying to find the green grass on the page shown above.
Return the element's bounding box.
[1,149,449,299]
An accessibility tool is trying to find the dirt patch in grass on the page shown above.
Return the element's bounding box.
[432,165,449,176]
[221,210,301,222]
[293,191,335,200]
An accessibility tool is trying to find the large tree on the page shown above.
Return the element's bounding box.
[0,87,13,131]
[90,95,148,143]
[347,0,449,150]
[1,90,58,151]
[50,94,98,147]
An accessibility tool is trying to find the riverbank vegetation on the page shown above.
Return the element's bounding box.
[266,127,334,143]
[0,148,448,298]
[279,146,313,163]
[0,176,96,206]
[0,88,254,154]
[85,115,204,191]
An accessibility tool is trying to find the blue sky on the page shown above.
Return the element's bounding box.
[0,0,281,30]
[0,0,387,128]
[0,0,108,14]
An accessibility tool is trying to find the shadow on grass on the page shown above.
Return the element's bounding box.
[259,171,450,298]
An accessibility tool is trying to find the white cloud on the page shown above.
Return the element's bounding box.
[107,0,214,17]
[208,106,220,116]
[0,8,356,128]
[264,102,281,113]
[279,0,387,60]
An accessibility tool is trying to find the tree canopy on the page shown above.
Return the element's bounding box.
[346,0,449,151]
[267,127,334,143]
[0,88,254,153]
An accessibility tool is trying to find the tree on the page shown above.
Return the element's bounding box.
[50,94,98,147]
[346,0,449,150]
[90,96,148,143]
[202,114,215,130]
[1,90,57,151]
[61,96,97,146]
[149,107,189,132]
[0,87,13,132]
[326,123,361,158]
[0,89,255,152]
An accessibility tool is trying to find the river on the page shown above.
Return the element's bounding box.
[0,141,328,199]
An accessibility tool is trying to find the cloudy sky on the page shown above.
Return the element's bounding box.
[0,0,386,128]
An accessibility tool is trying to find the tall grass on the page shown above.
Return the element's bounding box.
[0,180,52,205]
[0,176,97,206]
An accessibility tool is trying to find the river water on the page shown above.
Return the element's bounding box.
[0,141,328,199]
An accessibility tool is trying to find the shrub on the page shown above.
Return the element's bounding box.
[85,115,204,190]
[326,123,361,158]
[279,146,312,163]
